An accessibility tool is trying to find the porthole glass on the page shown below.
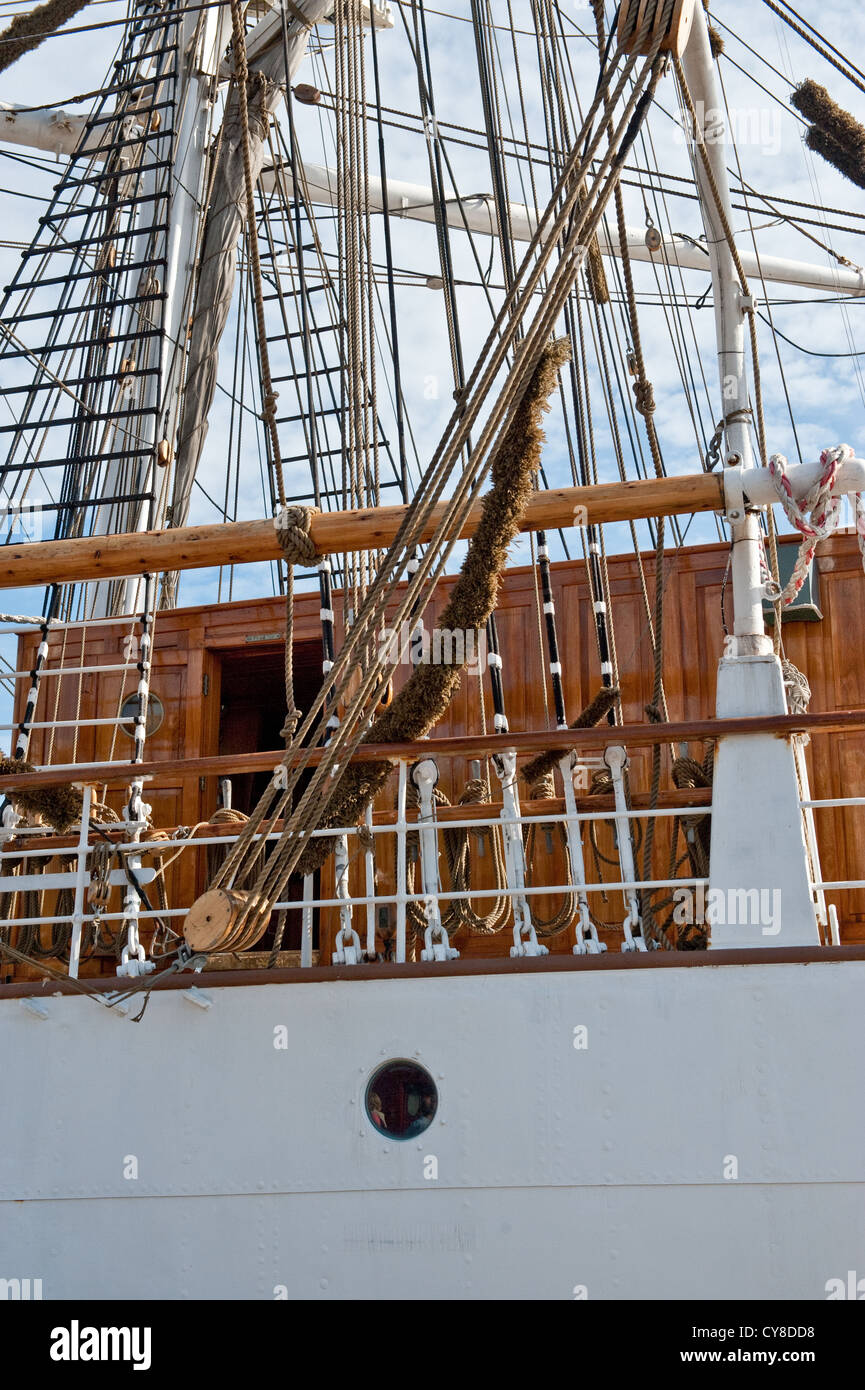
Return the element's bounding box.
[365,1060,437,1141]
[119,692,165,739]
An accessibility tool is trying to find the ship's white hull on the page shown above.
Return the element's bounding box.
[2,957,863,1300]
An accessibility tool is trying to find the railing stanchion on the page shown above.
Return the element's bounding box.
[494,748,547,958]
[605,745,646,952]
[301,872,314,967]
[68,784,92,980]
[395,760,408,963]
[331,833,361,964]
[364,803,376,959]
[561,754,605,956]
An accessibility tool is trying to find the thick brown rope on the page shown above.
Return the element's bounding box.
[791,80,865,190]
[0,0,89,74]
[288,337,573,884]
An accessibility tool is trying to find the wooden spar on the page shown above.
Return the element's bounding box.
[1,710,862,791]
[0,471,723,588]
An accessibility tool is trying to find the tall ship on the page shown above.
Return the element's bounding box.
[0,0,864,1300]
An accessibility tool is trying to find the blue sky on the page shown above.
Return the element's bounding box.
[0,0,864,719]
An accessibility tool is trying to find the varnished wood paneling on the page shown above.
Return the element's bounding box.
[8,531,865,968]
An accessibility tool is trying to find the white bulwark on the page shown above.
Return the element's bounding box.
[1,959,863,1300]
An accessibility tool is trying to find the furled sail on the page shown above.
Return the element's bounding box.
[167,0,331,559]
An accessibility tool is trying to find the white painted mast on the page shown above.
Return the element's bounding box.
[677,1,830,947]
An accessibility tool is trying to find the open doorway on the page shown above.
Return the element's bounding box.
[216,640,323,952]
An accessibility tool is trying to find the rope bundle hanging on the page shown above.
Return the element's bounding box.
[790,79,865,191]
[0,753,83,832]
[0,0,90,75]
[671,749,712,878]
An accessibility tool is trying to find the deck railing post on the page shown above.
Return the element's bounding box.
[301,873,314,967]
[364,804,376,959]
[604,746,645,952]
[331,833,361,964]
[494,749,547,958]
[412,759,458,963]
[561,754,604,955]
[395,760,408,963]
[68,784,92,981]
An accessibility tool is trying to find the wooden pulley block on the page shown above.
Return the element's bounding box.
[87,880,111,909]
[224,895,271,953]
[618,0,695,58]
[377,677,394,711]
[184,888,268,953]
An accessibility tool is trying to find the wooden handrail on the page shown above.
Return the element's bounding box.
[0,711,860,792]
[0,472,723,589]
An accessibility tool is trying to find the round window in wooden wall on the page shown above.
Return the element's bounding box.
[365,1060,438,1140]
[119,692,165,739]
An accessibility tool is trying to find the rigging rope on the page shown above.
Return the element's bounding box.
[184,5,674,949]
[275,504,320,740]
[761,0,865,98]
[258,339,571,958]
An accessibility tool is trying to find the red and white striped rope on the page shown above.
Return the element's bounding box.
[768,444,861,604]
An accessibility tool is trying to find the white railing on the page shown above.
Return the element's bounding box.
[1,750,710,974]
[2,760,860,979]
